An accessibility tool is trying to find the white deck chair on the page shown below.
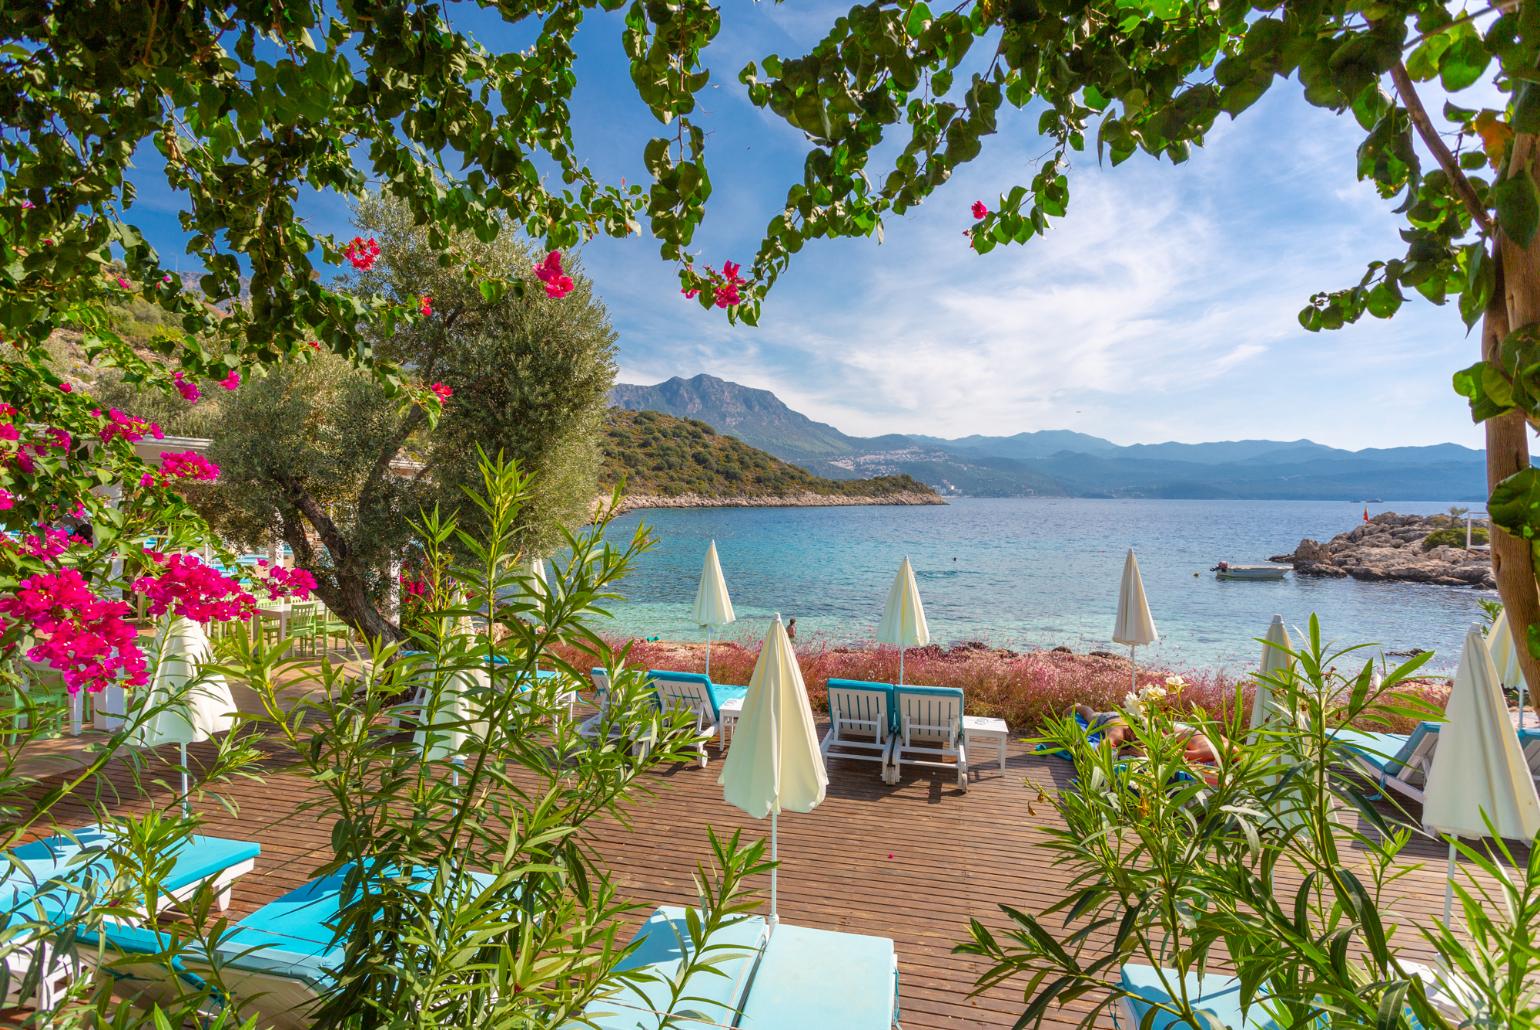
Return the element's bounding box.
[652,675,718,768]
[576,669,653,759]
[892,686,967,791]
[1336,722,1441,803]
[821,679,897,783]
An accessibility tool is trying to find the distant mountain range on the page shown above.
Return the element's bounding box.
[610,374,1488,501]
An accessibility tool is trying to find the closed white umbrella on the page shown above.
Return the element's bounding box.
[126,617,239,814]
[878,556,930,685]
[413,667,489,786]
[1487,609,1527,729]
[692,540,736,676]
[1250,614,1295,736]
[1112,549,1159,692]
[1424,624,1540,921]
[718,614,827,932]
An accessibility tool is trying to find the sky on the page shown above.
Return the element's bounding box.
[127,3,1492,452]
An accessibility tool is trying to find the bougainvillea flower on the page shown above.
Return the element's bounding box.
[218,371,240,391]
[0,489,12,510]
[343,236,380,271]
[58,382,71,393]
[0,568,146,693]
[533,251,574,299]
[116,276,131,289]
[971,200,989,219]
[429,382,453,402]
[172,371,201,403]
[133,552,256,624]
[160,450,220,482]
[419,295,433,317]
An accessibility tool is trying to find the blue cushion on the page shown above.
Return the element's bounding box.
[1120,963,1280,1029]
[738,921,896,1028]
[206,865,496,989]
[1335,722,1440,778]
[580,906,766,1028]
[646,670,746,722]
[827,679,897,734]
[1,826,259,927]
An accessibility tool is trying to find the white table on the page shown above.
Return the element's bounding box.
[718,697,743,749]
[963,715,1009,772]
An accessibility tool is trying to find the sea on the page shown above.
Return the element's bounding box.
[591,498,1491,675]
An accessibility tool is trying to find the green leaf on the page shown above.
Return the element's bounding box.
[1452,360,1516,421]
[1490,468,1540,541]
[1439,34,1491,92]
[1495,174,1540,247]
[1515,82,1540,135]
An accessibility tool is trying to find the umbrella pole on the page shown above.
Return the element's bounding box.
[1129,644,1137,693]
[1444,841,1457,925]
[1521,681,1529,730]
[899,645,905,687]
[705,627,712,678]
[769,810,779,931]
[180,742,190,817]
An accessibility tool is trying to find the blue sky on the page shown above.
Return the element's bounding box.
[128,3,1489,451]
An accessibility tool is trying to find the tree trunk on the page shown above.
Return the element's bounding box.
[277,489,404,646]
[1492,132,1540,720]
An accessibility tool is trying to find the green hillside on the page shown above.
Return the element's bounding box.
[600,409,936,500]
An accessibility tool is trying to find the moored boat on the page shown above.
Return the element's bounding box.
[1212,561,1289,581]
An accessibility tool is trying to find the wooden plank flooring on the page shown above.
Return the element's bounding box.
[16,709,1500,1030]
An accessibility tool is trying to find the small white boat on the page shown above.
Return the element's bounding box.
[1212,562,1289,581]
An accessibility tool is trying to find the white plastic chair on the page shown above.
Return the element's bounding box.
[892,686,967,791]
[821,679,896,783]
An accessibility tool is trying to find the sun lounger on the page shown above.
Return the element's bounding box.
[892,685,967,791]
[1335,721,1442,802]
[3,825,258,1011]
[1520,727,1540,781]
[1117,963,1277,1029]
[579,906,899,1029]
[648,672,725,767]
[87,864,493,1029]
[821,679,898,782]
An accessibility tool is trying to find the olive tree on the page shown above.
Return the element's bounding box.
[198,197,617,642]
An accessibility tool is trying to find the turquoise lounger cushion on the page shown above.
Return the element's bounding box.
[827,679,897,733]
[893,684,964,736]
[88,865,494,992]
[738,921,896,1029]
[1334,722,1440,778]
[646,670,746,722]
[1,826,259,926]
[580,905,766,1029]
[1120,963,1281,1029]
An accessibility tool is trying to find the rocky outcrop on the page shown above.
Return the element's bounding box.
[601,490,946,516]
[1270,513,1494,588]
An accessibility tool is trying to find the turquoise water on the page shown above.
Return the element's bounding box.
[592,498,1490,675]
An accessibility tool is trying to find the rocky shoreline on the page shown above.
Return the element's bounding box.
[1270,512,1494,588]
[607,490,946,516]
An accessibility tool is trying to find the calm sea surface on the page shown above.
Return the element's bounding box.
[592,498,1490,675]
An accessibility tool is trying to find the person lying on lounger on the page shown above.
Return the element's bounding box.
[1073,704,1230,783]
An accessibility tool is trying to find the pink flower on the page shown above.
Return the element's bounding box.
[161,274,172,284]
[533,251,574,299]
[0,489,12,510]
[429,382,453,402]
[44,428,70,451]
[20,200,33,210]
[98,408,156,444]
[172,371,201,403]
[306,339,321,351]
[58,382,71,393]
[0,424,16,442]
[0,568,146,693]
[419,295,433,317]
[256,564,317,602]
[116,276,131,290]
[971,200,989,220]
[343,236,380,271]
[139,472,158,488]
[133,552,256,624]
[160,450,219,482]
[218,371,240,391]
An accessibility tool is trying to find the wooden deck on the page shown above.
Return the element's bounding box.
[19,703,1487,1029]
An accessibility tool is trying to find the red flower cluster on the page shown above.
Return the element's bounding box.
[682,260,746,308]
[160,450,220,482]
[0,488,12,511]
[429,382,453,403]
[253,560,317,601]
[344,236,380,271]
[133,552,256,624]
[0,568,146,693]
[400,570,429,599]
[419,295,433,317]
[96,408,163,444]
[971,200,989,219]
[13,527,83,561]
[534,251,574,299]
[218,371,240,391]
[173,371,201,403]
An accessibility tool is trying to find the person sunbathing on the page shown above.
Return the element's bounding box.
[1073,704,1229,783]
